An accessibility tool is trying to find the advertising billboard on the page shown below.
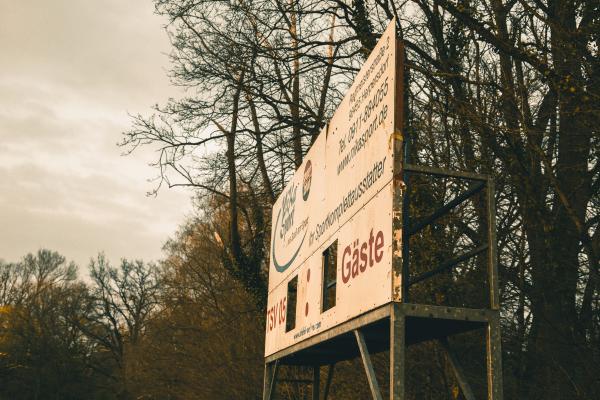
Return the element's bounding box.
[265,19,400,357]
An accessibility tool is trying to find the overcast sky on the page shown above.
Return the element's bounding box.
[0,1,192,271]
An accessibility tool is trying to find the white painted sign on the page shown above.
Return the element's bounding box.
[265,19,399,357]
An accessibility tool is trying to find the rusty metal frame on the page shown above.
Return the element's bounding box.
[263,304,503,399]
[401,163,498,308]
[265,304,391,364]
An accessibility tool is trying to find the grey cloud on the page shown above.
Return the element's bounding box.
[0,161,190,268]
[0,0,191,268]
[0,0,174,100]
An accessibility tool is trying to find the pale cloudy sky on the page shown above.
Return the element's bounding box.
[0,0,192,270]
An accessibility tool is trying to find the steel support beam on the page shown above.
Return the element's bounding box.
[322,364,335,400]
[277,379,312,384]
[404,163,489,181]
[409,244,488,286]
[486,178,500,310]
[312,365,320,400]
[390,304,405,400]
[408,181,485,236]
[401,303,495,322]
[487,315,504,400]
[265,304,391,364]
[354,329,383,400]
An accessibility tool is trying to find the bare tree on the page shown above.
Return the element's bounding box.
[77,254,161,400]
[0,250,94,400]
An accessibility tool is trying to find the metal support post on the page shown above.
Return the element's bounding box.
[390,304,405,400]
[312,365,320,400]
[262,362,270,400]
[486,178,500,310]
[487,315,504,400]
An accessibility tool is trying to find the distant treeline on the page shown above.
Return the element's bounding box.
[0,222,264,400]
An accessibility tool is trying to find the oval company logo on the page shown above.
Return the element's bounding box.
[302,160,312,201]
[272,179,310,273]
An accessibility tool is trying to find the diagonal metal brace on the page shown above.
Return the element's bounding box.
[354,329,383,400]
[439,338,476,400]
[322,363,335,400]
[266,360,279,400]
[408,181,486,237]
[409,244,488,286]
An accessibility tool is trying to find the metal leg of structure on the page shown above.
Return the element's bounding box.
[312,365,320,400]
[322,364,335,400]
[262,362,270,400]
[487,315,504,400]
[438,338,476,400]
[390,304,405,400]
[486,178,500,310]
[354,329,383,400]
[263,360,279,400]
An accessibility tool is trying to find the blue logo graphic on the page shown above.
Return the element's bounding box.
[272,207,307,273]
